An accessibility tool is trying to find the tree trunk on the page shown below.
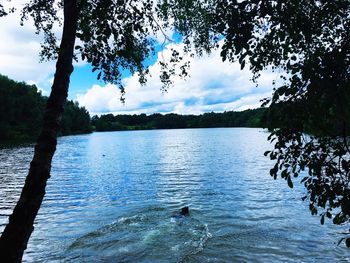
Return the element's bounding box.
[0,1,78,262]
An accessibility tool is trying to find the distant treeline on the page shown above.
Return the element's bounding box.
[0,74,92,142]
[91,108,267,131]
[0,73,269,142]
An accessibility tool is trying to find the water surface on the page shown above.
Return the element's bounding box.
[0,128,348,262]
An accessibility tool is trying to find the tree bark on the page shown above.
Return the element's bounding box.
[0,1,78,262]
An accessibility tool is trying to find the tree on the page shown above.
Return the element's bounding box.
[149,0,348,244]
[60,101,92,135]
[0,1,79,261]
[0,0,177,261]
[158,0,350,244]
[0,74,90,141]
[0,75,44,140]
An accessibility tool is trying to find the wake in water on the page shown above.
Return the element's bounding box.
[66,206,212,262]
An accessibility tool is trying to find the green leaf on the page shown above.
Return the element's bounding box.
[240,60,245,70]
[287,176,293,188]
[300,177,308,183]
[333,213,346,225]
[320,214,324,225]
[281,169,288,178]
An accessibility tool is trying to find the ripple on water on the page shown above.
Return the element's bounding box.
[0,145,33,233]
[1,129,349,262]
[66,206,212,262]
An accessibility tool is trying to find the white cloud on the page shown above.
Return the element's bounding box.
[77,41,277,115]
[76,84,121,112]
[1,2,277,114]
[0,2,57,93]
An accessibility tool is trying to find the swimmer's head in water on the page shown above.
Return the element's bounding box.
[180,206,189,216]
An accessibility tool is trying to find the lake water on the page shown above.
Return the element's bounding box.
[0,128,348,262]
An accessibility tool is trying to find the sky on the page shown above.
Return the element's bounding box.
[0,2,278,116]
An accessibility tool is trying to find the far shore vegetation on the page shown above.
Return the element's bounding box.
[92,109,266,132]
[0,74,92,144]
[0,73,269,144]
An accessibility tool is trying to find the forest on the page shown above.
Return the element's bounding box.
[0,74,92,142]
[0,73,267,140]
[92,109,266,131]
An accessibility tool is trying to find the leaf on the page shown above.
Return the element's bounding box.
[270,163,278,179]
[76,32,84,38]
[264,150,270,156]
[281,169,288,178]
[320,214,325,225]
[287,176,293,188]
[300,176,308,183]
[333,213,346,225]
[240,60,245,70]
[220,49,227,61]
